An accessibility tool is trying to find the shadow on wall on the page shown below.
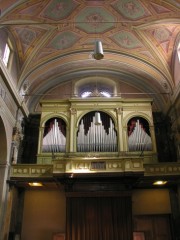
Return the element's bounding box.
[153,112,177,162]
[0,117,7,163]
[19,114,41,163]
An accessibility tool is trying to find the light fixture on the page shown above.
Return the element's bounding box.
[95,112,102,125]
[28,182,43,187]
[153,180,167,186]
[93,40,104,60]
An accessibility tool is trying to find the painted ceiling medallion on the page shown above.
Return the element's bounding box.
[41,0,78,21]
[154,28,171,42]
[112,0,149,20]
[112,31,143,49]
[49,31,80,50]
[75,7,115,33]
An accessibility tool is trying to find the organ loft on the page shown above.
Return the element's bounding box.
[10,80,176,240]
[36,97,157,175]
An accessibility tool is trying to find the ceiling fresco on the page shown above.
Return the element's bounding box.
[0,0,179,112]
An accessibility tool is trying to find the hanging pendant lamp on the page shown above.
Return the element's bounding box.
[93,40,104,60]
[95,112,102,125]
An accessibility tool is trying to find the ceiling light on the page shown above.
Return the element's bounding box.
[93,40,104,60]
[28,182,43,187]
[153,180,167,186]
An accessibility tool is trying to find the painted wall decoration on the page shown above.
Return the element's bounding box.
[127,117,152,151]
[14,27,40,54]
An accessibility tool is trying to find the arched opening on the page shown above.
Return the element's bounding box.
[73,77,117,97]
[42,117,67,153]
[0,117,7,163]
[127,117,152,152]
[77,111,117,152]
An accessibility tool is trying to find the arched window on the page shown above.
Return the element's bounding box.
[77,111,117,152]
[42,117,66,153]
[3,43,11,66]
[75,77,115,98]
[81,90,111,98]
[127,117,152,151]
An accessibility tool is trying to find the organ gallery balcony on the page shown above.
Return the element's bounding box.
[10,161,180,190]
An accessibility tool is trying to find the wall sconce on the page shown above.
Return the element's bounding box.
[28,182,43,187]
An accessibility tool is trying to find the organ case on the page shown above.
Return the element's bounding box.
[37,98,157,165]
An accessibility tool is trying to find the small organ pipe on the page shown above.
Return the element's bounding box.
[128,119,152,151]
[42,119,66,153]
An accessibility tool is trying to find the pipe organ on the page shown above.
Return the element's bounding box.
[42,118,66,153]
[37,98,157,165]
[77,111,117,152]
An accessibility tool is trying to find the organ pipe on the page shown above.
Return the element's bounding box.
[128,119,152,151]
[42,119,66,152]
[77,113,117,152]
[95,112,102,125]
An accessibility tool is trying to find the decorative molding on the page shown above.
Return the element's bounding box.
[115,107,123,114]
[69,107,77,115]
[10,162,180,179]
[11,164,53,178]
[144,163,180,176]
[11,158,144,177]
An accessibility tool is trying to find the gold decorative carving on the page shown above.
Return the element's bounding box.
[69,108,77,115]
[145,163,180,176]
[11,165,53,177]
[115,107,123,114]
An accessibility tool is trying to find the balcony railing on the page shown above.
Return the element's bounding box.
[11,158,180,179]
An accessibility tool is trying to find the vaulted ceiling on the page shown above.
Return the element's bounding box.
[0,0,180,113]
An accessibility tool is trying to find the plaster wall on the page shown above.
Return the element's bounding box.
[132,189,171,215]
[21,190,66,240]
[21,188,171,240]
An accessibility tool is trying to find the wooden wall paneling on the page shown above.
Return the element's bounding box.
[133,215,172,240]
